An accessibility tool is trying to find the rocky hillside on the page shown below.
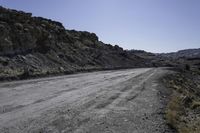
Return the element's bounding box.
[127,49,179,67]
[160,48,200,59]
[158,49,200,70]
[0,6,151,80]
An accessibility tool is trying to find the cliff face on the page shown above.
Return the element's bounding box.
[0,6,149,80]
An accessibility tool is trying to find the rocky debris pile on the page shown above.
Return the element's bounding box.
[0,6,152,80]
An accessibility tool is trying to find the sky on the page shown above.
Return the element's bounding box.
[0,0,200,53]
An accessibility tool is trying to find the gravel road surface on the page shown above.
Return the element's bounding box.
[0,68,174,133]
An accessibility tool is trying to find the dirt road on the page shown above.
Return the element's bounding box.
[0,68,174,133]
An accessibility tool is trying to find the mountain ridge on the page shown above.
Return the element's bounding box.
[159,48,200,59]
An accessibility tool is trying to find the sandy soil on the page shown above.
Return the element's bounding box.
[0,68,174,133]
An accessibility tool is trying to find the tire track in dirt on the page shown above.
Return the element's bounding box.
[0,68,174,133]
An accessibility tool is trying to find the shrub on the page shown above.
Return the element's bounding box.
[185,64,190,71]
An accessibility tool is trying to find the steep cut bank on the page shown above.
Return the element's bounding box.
[0,6,151,80]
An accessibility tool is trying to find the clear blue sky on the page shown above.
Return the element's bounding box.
[0,0,200,53]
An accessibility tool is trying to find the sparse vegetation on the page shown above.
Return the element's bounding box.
[191,101,200,109]
[163,68,200,133]
[185,64,190,71]
[165,94,182,129]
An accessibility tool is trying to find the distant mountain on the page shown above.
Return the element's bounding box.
[159,48,200,59]
[157,49,200,69]
[0,6,152,80]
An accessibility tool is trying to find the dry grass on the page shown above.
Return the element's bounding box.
[166,94,200,133]
[191,101,200,109]
[163,70,200,133]
[165,94,182,129]
[179,121,200,133]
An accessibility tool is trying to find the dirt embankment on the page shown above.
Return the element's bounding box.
[163,68,200,133]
